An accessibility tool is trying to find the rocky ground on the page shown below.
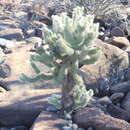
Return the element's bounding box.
[0,0,130,130]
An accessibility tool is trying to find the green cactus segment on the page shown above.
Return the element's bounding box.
[73,73,84,86]
[48,94,62,109]
[74,85,93,110]
[30,54,54,67]
[72,7,84,20]
[87,48,100,56]
[30,61,41,74]
[56,35,74,57]
[53,62,69,84]
[79,48,100,61]
[81,56,99,65]
[20,73,53,82]
[81,48,101,65]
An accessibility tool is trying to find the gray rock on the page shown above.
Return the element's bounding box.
[62,126,73,130]
[11,126,28,130]
[120,0,128,5]
[121,92,130,113]
[111,81,130,94]
[0,127,10,130]
[0,28,23,40]
[97,96,112,105]
[107,104,130,121]
[98,77,110,96]
[0,126,28,130]
[74,107,130,130]
[111,27,125,37]
[110,92,124,103]
[125,68,130,81]
[0,19,18,31]
[87,127,93,130]
[0,64,11,78]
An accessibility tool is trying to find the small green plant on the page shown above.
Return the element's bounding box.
[20,7,100,112]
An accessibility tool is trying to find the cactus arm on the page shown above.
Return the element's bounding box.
[72,7,84,20]
[80,48,101,65]
[73,73,84,86]
[31,54,54,67]
[74,88,93,110]
[30,61,41,74]
[20,73,53,82]
[79,48,100,61]
[87,48,100,55]
[80,56,99,65]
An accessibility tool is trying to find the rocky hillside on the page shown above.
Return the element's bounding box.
[0,0,130,130]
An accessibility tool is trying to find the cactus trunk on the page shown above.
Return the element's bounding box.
[62,70,75,112]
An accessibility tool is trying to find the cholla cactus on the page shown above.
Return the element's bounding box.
[20,7,100,112]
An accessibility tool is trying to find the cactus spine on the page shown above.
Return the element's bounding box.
[20,7,100,112]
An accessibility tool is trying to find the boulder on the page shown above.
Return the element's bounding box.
[107,104,130,121]
[111,81,130,94]
[0,88,60,126]
[121,92,130,113]
[110,27,125,37]
[81,39,129,90]
[124,68,130,81]
[30,111,64,130]
[74,107,130,130]
[110,92,124,104]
